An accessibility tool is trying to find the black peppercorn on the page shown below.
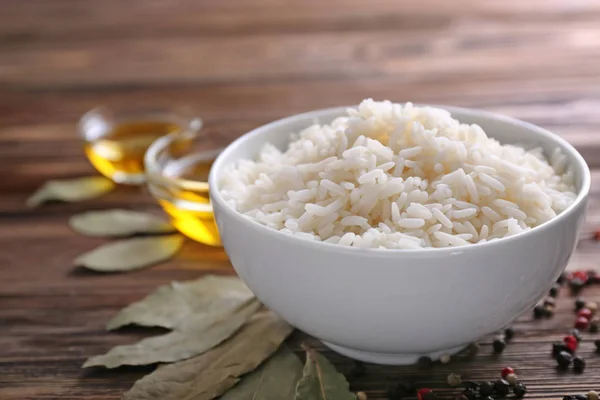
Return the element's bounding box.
[543,304,554,318]
[493,338,506,353]
[387,382,411,400]
[549,283,560,297]
[574,395,588,400]
[595,339,600,352]
[504,327,515,341]
[570,329,582,342]
[571,278,586,294]
[514,383,527,398]
[533,305,545,318]
[479,381,494,396]
[417,356,433,370]
[494,379,511,396]
[575,297,586,310]
[573,356,586,373]
[557,273,567,285]
[591,319,599,333]
[463,381,479,390]
[552,342,568,358]
[556,351,572,369]
[466,342,480,359]
[350,360,366,378]
[587,270,600,284]
[463,388,477,400]
[563,396,574,400]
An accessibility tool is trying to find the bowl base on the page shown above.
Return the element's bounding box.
[322,341,468,365]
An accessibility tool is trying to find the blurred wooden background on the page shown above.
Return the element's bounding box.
[2,1,600,399]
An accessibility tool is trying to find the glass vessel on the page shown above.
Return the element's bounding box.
[79,106,202,185]
[145,130,223,246]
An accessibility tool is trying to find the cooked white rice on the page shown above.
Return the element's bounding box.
[219,99,577,249]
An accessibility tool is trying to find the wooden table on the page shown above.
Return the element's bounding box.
[2,1,600,398]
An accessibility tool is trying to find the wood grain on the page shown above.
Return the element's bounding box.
[3,22,600,87]
[2,0,600,399]
[3,0,600,45]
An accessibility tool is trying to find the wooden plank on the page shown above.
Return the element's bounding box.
[3,20,600,87]
[2,0,600,45]
[3,75,600,127]
[5,85,596,128]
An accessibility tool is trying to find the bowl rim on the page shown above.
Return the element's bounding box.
[79,105,203,142]
[144,131,223,193]
[208,104,591,255]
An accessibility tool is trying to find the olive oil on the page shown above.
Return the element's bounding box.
[84,120,181,184]
[154,150,222,246]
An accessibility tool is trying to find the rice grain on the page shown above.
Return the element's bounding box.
[220,100,576,249]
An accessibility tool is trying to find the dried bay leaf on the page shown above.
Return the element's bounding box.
[107,275,254,330]
[220,346,303,400]
[69,209,174,237]
[76,234,184,272]
[26,176,115,207]
[123,311,294,400]
[294,344,356,400]
[83,299,261,368]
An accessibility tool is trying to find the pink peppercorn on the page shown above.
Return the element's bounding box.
[575,316,590,330]
[578,308,593,319]
[418,388,433,400]
[501,367,515,378]
[564,335,578,352]
[573,270,589,284]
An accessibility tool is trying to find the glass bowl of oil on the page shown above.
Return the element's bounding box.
[79,107,202,185]
[145,132,223,247]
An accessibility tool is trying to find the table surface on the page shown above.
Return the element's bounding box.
[3,1,600,399]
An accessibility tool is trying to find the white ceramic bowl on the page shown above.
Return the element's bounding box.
[208,105,590,365]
